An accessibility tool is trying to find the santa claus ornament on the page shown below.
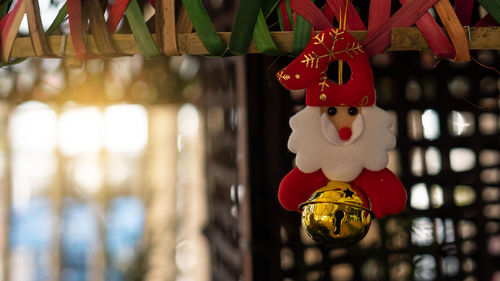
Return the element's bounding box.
[277,28,407,247]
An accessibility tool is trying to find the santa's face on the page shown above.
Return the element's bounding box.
[320,106,363,145]
[288,105,396,182]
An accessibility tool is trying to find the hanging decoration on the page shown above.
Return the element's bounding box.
[275,0,408,246]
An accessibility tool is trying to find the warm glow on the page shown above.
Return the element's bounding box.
[421,109,440,140]
[73,156,104,194]
[104,105,148,153]
[59,106,102,156]
[410,183,430,210]
[57,103,149,155]
[451,111,470,136]
[8,102,149,205]
[9,101,57,151]
[178,103,200,137]
[8,101,58,210]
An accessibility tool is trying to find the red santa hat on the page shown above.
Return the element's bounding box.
[277,28,375,107]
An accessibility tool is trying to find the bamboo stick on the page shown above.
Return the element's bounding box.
[7,27,500,58]
[25,0,50,56]
[156,0,178,56]
[176,7,193,34]
[85,0,116,56]
[434,0,471,61]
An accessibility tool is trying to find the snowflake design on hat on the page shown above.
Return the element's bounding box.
[276,28,375,107]
[300,29,364,70]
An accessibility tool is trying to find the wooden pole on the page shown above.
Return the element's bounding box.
[0,103,12,281]
[144,105,178,281]
[6,27,500,58]
[156,0,179,56]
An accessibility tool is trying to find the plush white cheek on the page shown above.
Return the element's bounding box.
[320,114,341,145]
[348,115,363,143]
[320,114,363,146]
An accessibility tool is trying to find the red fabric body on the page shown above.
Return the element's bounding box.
[278,167,329,212]
[276,28,375,107]
[352,168,407,218]
[278,167,407,218]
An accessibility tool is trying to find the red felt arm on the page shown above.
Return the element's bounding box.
[352,168,407,218]
[278,168,329,212]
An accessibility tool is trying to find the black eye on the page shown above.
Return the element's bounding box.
[348,107,358,116]
[327,107,337,116]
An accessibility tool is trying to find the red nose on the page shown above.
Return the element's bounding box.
[338,127,352,141]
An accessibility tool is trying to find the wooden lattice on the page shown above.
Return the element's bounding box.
[1,0,500,63]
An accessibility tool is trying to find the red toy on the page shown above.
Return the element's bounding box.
[277,28,406,219]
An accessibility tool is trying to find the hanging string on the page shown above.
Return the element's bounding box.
[342,0,348,30]
[338,0,349,85]
[461,57,500,110]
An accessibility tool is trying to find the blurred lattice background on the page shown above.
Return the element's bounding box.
[0,55,210,281]
[200,50,500,281]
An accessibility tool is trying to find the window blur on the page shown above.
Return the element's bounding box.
[0,55,209,281]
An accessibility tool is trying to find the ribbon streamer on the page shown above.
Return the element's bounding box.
[291,0,332,30]
[434,0,470,61]
[454,0,474,26]
[326,0,366,30]
[399,0,455,59]
[278,0,292,31]
[67,0,87,60]
[107,0,130,33]
[362,0,440,57]
[1,0,26,62]
[367,0,390,34]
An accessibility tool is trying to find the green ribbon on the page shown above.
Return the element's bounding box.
[46,3,67,36]
[292,14,312,56]
[0,0,13,20]
[477,0,500,24]
[125,0,160,58]
[226,0,261,55]
[253,9,281,55]
[276,0,294,31]
[262,0,280,18]
[182,0,226,56]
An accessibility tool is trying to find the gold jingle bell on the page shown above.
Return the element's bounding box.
[300,181,373,247]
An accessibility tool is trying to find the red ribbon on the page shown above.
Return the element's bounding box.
[280,0,292,31]
[0,11,10,31]
[107,0,131,33]
[1,0,25,62]
[291,0,332,30]
[325,0,366,30]
[454,0,474,26]
[399,0,455,59]
[474,14,498,27]
[67,0,86,60]
[322,4,335,22]
[362,0,440,57]
[367,0,390,34]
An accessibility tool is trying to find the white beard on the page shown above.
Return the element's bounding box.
[288,105,396,182]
